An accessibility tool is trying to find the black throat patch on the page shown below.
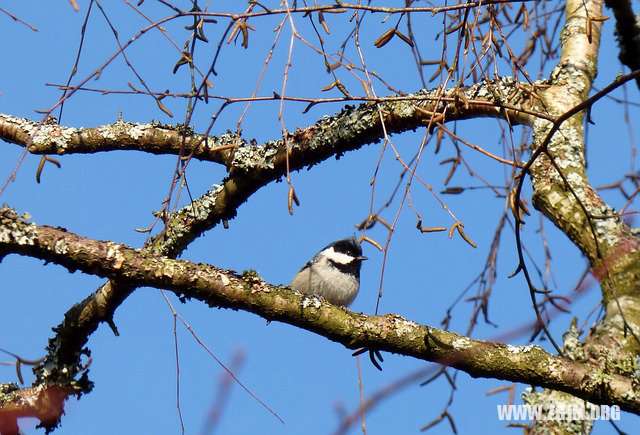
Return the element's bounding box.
[328,258,362,278]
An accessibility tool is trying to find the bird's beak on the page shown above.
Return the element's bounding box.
[357,256,368,261]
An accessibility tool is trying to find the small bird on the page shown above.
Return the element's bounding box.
[290,237,368,307]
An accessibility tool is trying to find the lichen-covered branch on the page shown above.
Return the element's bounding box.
[517,0,640,431]
[2,1,639,433]
[531,0,615,260]
[527,0,640,356]
[1,205,639,421]
[24,76,547,401]
[1,80,543,168]
[0,114,232,165]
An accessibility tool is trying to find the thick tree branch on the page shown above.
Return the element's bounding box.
[517,0,640,430]
[2,1,638,433]
[20,76,546,394]
[1,80,546,167]
[526,0,640,349]
[0,114,232,165]
[1,205,639,420]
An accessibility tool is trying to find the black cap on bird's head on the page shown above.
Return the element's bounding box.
[320,237,368,279]
[326,237,368,262]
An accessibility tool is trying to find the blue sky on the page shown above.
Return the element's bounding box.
[1,2,638,434]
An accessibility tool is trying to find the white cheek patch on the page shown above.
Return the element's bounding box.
[322,246,353,264]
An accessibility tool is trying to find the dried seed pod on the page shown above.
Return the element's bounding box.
[374,28,395,48]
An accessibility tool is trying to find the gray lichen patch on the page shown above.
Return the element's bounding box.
[452,336,473,349]
[53,238,69,255]
[0,114,79,153]
[506,344,540,354]
[522,387,596,433]
[459,75,518,102]
[0,205,37,246]
[157,185,223,256]
[391,316,421,334]
[602,295,640,337]
[96,120,146,141]
[230,138,279,172]
[301,295,322,309]
[105,243,126,269]
[561,319,587,362]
